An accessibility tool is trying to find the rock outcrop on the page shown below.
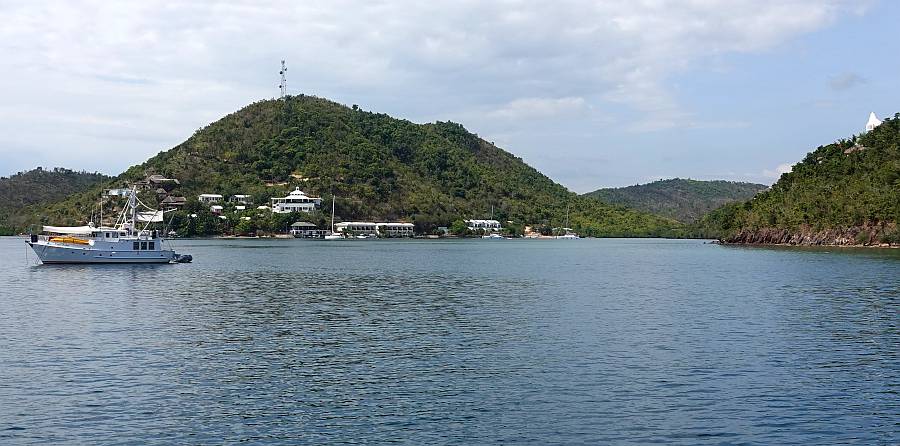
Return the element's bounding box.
[723,223,899,247]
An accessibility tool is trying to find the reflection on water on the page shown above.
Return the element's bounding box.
[1,237,898,444]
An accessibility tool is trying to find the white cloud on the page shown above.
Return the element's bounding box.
[487,97,588,120]
[763,162,794,179]
[0,0,868,176]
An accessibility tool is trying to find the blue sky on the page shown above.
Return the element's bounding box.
[0,1,897,192]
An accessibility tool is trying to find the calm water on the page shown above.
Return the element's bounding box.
[1,237,898,444]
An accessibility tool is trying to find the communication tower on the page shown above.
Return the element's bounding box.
[278,60,288,99]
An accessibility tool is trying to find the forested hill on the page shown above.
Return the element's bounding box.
[23,95,681,237]
[0,168,109,234]
[583,179,767,222]
[700,113,900,246]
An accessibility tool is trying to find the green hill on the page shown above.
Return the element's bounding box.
[17,95,682,237]
[0,167,109,235]
[584,179,767,222]
[700,114,900,245]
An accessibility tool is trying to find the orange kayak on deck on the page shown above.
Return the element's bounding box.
[48,236,90,245]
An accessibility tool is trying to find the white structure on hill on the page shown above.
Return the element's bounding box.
[198,193,223,203]
[865,112,883,133]
[271,187,322,213]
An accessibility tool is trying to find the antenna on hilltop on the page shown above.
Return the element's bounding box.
[278,60,287,99]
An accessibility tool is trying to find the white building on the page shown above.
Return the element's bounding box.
[230,194,252,204]
[210,205,224,215]
[198,193,223,203]
[290,221,324,238]
[271,187,321,214]
[466,219,502,232]
[333,222,415,237]
[334,222,377,235]
[865,112,883,133]
[376,222,415,237]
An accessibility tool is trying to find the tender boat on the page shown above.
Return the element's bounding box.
[26,186,191,264]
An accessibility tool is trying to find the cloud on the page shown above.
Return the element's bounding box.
[828,72,867,91]
[0,0,868,176]
[763,162,794,180]
[487,97,588,120]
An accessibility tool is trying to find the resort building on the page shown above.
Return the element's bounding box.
[271,187,322,214]
[230,194,252,204]
[465,219,502,232]
[334,222,377,236]
[160,196,187,210]
[290,221,325,238]
[332,222,415,237]
[199,193,223,203]
[376,222,415,237]
[865,112,883,133]
[210,205,224,215]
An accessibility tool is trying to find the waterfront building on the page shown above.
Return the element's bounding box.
[465,219,502,232]
[198,193,223,203]
[376,222,415,237]
[290,221,325,238]
[271,187,321,213]
[334,222,377,236]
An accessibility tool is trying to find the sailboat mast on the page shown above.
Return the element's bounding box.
[330,197,336,232]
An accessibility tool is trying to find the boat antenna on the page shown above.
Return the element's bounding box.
[279,60,287,99]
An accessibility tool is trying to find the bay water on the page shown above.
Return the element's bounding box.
[1,237,897,444]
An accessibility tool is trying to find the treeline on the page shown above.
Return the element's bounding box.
[584,178,768,223]
[13,95,682,237]
[0,168,110,235]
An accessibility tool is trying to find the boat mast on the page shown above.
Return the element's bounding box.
[330,196,336,233]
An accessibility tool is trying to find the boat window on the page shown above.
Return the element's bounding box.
[105,232,110,238]
[149,242,155,250]
[140,241,147,250]
[133,242,139,250]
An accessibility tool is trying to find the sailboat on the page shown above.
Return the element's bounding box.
[26,185,192,263]
[482,205,504,239]
[556,203,580,239]
[324,196,343,240]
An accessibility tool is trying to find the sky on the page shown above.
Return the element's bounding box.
[1,0,898,192]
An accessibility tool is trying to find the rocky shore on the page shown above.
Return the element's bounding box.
[722,224,899,248]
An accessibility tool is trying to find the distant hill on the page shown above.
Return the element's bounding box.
[18,96,681,237]
[583,179,768,222]
[700,113,900,246]
[0,167,109,234]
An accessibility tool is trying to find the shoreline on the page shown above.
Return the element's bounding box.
[717,241,900,249]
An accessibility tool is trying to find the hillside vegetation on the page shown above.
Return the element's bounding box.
[700,114,900,245]
[0,168,109,235]
[584,179,767,222]
[18,96,682,237]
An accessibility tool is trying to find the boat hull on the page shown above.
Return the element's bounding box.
[28,242,176,264]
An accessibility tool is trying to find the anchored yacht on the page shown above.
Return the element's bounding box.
[27,186,191,264]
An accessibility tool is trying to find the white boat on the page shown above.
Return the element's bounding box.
[481,205,505,239]
[26,186,191,264]
[323,196,343,240]
[555,204,580,239]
